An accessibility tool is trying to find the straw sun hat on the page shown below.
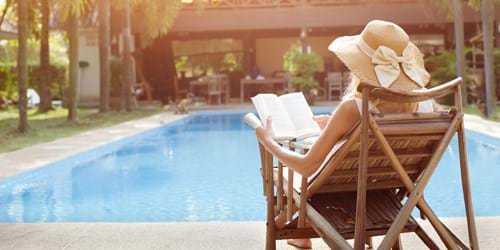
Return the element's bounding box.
[328,20,430,91]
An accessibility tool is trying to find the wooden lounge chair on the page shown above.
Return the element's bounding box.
[257,77,479,249]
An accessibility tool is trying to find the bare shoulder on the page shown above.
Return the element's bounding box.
[336,99,360,117]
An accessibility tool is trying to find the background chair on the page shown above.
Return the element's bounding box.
[207,74,229,104]
[326,72,344,101]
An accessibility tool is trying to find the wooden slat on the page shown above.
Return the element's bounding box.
[373,111,454,122]
[327,165,421,179]
[277,161,284,211]
[307,126,362,196]
[381,134,443,141]
[298,176,308,228]
[346,148,431,160]
[317,180,408,193]
[275,228,319,240]
[306,202,354,249]
[377,121,451,135]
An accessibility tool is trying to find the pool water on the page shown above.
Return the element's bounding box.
[0,111,499,222]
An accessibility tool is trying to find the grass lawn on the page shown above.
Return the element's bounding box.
[0,107,162,153]
[464,104,500,122]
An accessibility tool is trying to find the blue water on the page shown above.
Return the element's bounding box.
[0,111,499,222]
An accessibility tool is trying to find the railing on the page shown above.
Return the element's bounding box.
[181,0,417,10]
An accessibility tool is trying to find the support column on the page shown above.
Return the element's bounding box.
[243,34,256,75]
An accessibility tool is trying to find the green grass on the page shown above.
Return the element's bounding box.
[0,107,162,153]
[463,104,500,122]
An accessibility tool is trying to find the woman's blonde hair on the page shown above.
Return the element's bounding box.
[342,73,418,113]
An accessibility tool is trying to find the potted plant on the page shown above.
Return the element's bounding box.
[283,44,322,105]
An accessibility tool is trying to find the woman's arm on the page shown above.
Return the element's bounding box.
[256,100,361,177]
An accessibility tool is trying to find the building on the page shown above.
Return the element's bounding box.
[81,0,500,104]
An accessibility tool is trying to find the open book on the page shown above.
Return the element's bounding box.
[247,92,321,141]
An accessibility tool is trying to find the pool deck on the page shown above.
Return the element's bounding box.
[0,217,499,249]
[0,105,499,249]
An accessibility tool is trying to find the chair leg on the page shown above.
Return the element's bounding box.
[457,126,479,249]
[266,219,276,250]
[415,227,439,250]
[391,235,402,250]
[366,237,374,249]
[265,151,276,250]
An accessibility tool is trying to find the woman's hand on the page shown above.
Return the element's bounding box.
[313,115,331,130]
[256,117,274,147]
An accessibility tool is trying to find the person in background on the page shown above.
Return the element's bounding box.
[249,65,264,80]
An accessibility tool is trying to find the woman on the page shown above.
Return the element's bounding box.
[255,20,433,249]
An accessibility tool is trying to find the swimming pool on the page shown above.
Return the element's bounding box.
[0,111,499,222]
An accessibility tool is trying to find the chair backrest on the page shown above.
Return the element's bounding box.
[207,75,223,93]
[307,112,454,194]
[326,72,343,87]
[307,78,463,196]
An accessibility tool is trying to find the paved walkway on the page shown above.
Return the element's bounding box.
[0,217,498,249]
[464,114,500,138]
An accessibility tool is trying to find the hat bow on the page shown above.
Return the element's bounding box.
[371,44,428,88]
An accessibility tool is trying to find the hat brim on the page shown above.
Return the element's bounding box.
[328,35,429,91]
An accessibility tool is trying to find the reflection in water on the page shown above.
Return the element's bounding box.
[0,112,498,222]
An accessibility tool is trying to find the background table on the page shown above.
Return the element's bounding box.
[240,78,286,103]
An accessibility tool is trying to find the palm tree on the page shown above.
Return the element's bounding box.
[481,0,496,117]
[55,0,89,121]
[122,0,133,112]
[17,0,28,132]
[453,0,467,104]
[39,0,52,112]
[67,10,79,121]
[98,0,111,112]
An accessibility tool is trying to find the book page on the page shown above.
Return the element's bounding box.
[251,94,296,140]
[279,92,321,140]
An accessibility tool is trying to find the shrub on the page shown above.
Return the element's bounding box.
[0,64,67,101]
[425,49,480,104]
[283,44,322,92]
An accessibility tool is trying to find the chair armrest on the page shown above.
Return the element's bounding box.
[357,77,462,103]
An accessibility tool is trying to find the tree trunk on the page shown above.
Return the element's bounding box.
[67,13,80,121]
[98,0,111,112]
[482,0,496,117]
[39,0,52,112]
[121,1,134,112]
[453,0,467,104]
[17,0,28,133]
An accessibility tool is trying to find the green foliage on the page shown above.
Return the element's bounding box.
[425,48,481,104]
[0,107,161,153]
[0,33,69,65]
[464,104,500,121]
[283,44,322,92]
[221,52,243,72]
[0,64,67,101]
[283,44,301,73]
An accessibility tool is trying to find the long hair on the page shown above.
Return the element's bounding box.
[342,73,418,113]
